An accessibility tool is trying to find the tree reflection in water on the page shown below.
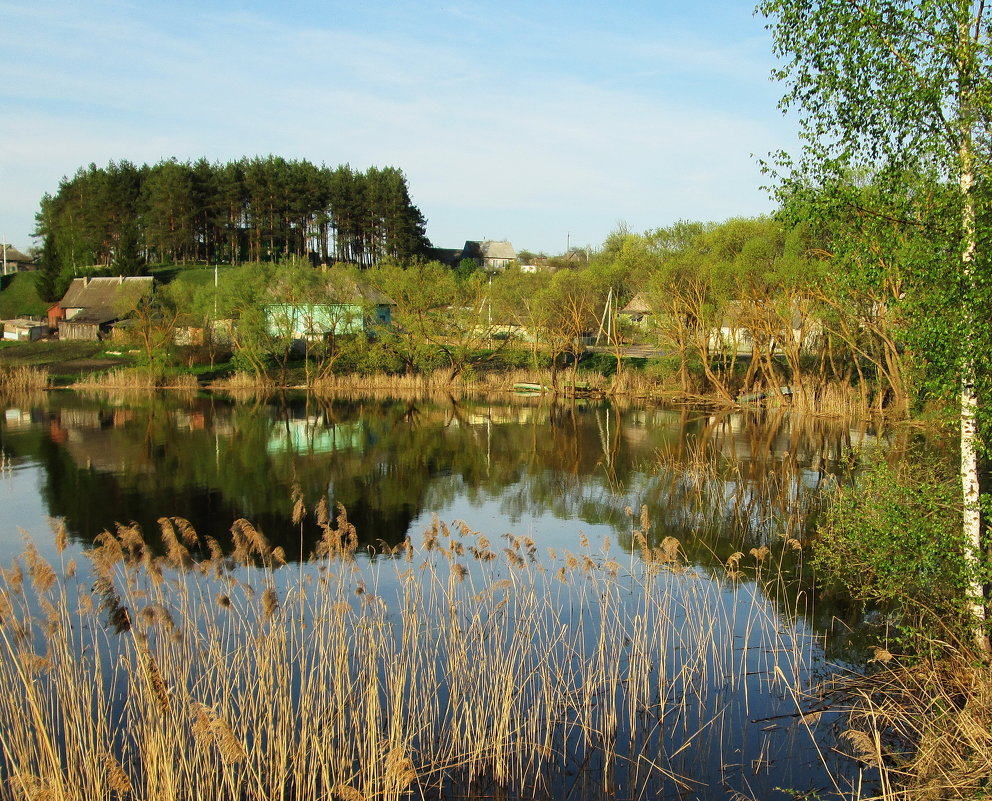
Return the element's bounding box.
[0,390,891,798]
[0,392,882,563]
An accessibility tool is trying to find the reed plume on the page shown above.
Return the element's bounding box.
[0,504,828,801]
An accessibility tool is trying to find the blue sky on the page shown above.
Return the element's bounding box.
[0,0,799,256]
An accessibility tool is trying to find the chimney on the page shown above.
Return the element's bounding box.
[83,276,90,288]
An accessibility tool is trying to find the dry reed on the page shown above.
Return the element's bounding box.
[209,371,274,398]
[826,644,992,801]
[307,367,614,398]
[0,506,829,801]
[196,362,885,426]
[787,381,874,419]
[0,366,49,397]
[73,369,199,392]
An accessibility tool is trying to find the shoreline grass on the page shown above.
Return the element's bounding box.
[0,365,49,395]
[0,505,829,801]
[820,639,992,800]
[72,368,200,392]
[0,340,895,420]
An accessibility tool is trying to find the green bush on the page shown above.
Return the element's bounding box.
[645,355,682,381]
[645,355,706,391]
[812,453,979,645]
[492,347,535,370]
[577,352,618,376]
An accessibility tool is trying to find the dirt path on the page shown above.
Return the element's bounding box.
[47,357,129,375]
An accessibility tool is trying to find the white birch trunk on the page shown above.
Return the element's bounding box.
[959,130,989,654]
[961,369,987,653]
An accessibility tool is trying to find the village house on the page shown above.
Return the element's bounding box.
[424,246,466,268]
[1,245,35,274]
[463,240,516,271]
[57,276,154,340]
[618,292,653,329]
[265,279,395,345]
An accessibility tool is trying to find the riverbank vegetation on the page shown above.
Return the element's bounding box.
[0,364,49,395]
[3,208,952,418]
[0,505,822,801]
[756,2,992,797]
[3,3,992,795]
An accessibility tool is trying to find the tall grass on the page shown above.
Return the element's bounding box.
[786,382,873,419]
[310,369,473,394]
[0,365,49,395]
[307,368,584,394]
[0,505,830,801]
[73,368,200,392]
[823,639,992,800]
[209,371,274,393]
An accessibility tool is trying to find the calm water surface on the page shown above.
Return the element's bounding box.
[0,391,882,799]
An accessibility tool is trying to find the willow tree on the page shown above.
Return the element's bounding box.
[760,0,992,652]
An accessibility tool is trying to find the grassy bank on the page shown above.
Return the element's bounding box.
[0,341,134,386]
[0,273,47,319]
[834,645,992,799]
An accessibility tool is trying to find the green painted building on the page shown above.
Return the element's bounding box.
[264,281,394,341]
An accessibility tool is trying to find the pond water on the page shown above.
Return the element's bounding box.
[0,391,882,800]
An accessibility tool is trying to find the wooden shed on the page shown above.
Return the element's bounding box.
[58,276,153,340]
[2,318,48,342]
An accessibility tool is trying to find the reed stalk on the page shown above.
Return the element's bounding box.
[0,505,827,800]
[73,369,199,392]
[0,365,49,395]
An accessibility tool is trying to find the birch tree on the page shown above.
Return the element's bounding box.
[760,0,992,652]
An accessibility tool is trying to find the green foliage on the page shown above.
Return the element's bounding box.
[112,219,146,276]
[577,352,621,377]
[35,157,430,269]
[335,339,405,375]
[760,1,992,422]
[761,0,992,652]
[0,272,48,318]
[36,233,66,302]
[230,346,274,376]
[812,454,979,643]
[455,258,480,281]
[492,347,527,370]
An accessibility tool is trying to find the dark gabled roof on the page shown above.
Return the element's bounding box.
[464,240,516,262]
[426,247,465,267]
[620,292,652,315]
[2,245,33,264]
[59,277,154,325]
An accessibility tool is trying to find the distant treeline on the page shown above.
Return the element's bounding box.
[35,157,431,273]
